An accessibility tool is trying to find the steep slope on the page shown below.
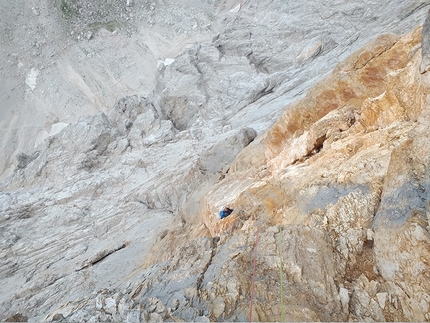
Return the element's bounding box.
[1,1,430,322]
[204,26,430,321]
[139,25,430,322]
[0,0,426,179]
[5,21,429,323]
[0,0,237,179]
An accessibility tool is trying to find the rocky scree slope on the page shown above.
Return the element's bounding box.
[1,1,430,322]
[0,0,239,179]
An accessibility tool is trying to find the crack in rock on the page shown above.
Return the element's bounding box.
[76,242,128,271]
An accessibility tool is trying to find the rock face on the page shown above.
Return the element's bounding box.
[202,26,430,321]
[0,0,239,179]
[2,1,430,322]
[421,9,430,72]
[0,0,427,178]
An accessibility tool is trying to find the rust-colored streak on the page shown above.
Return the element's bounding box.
[339,82,358,102]
[267,123,288,150]
[265,198,278,215]
[386,56,406,70]
[315,89,339,115]
[362,66,386,88]
[355,51,374,69]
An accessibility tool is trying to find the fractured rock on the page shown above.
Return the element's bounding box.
[198,127,257,174]
[421,9,430,73]
[1,2,430,323]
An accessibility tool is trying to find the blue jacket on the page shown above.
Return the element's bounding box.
[220,208,233,219]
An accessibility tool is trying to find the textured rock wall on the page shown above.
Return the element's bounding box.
[198,26,430,321]
[1,0,427,179]
[207,26,430,321]
[32,25,430,322]
[2,2,430,322]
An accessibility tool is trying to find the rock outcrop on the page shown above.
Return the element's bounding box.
[2,1,430,323]
[200,26,430,321]
[1,0,426,179]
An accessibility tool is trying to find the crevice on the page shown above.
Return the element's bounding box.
[76,242,128,271]
[355,39,399,70]
[305,134,327,159]
[399,3,428,21]
[196,236,219,294]
[291,134,327,165]
[246,52,270,74]
[191,47,211,105]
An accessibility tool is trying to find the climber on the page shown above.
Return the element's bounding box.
[219,206,233,219]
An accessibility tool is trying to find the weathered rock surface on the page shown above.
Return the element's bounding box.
[199,25,430,321]
[0,0,238,179]
[2,1,430,322]
[1,0,427,178]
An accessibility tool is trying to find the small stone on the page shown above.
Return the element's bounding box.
[368,280,378,297]
[4,313,28,322]
[118,297,133,317]
[171,298,179,310]
[339,287,349,312]
[148,312,163,323]
[392,296,398,309]
[52,313,65,321]
[95,294,104,309]
[358,274,370,288]
[366,229,374,241]
[211,297,225,319]
[126,309,141,323]
[104,297,117,315]
[376,292,388,309]
[155,301,166,313]
[229,3,241,13]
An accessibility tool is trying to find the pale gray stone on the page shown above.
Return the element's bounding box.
[421,9,430,73]
[211,297,225,320]
[376,292,388,309]
[126,310,141,323]
[339,287,350,313]
[148,312,163,323]
[198,128,257,174]
[104,297,117,315]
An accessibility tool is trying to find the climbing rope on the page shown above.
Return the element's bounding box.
[249,223,260,323]
[279,225,284,322]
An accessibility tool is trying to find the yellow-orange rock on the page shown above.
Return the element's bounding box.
[200,26,430,321]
